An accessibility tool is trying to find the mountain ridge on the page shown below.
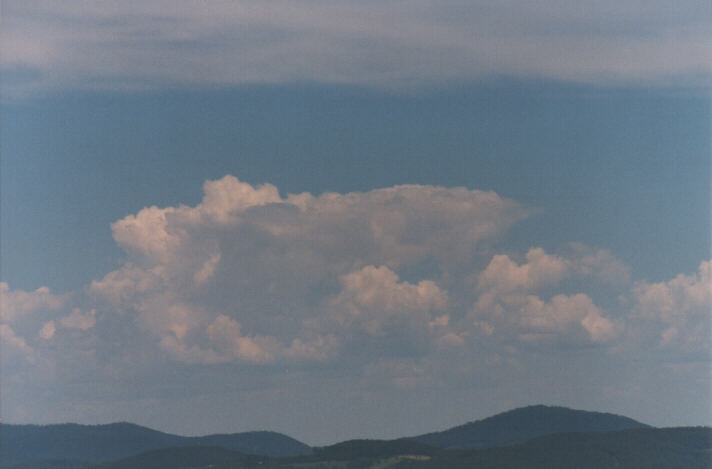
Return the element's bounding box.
[0,422,310,466]
[409,404,650,449]
[0,405,666,468]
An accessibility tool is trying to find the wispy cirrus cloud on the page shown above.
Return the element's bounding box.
[2,0,710,95]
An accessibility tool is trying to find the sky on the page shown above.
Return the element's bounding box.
[1,1,711,446]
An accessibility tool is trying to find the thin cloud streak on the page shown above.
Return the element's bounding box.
[2,0,710,95]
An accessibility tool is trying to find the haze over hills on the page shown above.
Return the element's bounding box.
[1,405,709,469]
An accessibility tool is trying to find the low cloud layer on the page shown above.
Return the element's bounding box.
[2,1,710,95]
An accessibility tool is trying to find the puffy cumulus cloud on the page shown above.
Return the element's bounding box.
[89,264,163,307]
[39,321,56,340]
[151,308,336,365]
[193,254,221,287]
[476,245,630,296]
[2,0,709,96]
[0,283,87,362]
[518,294,619,344]
[477,248,569,294]
[206,315,280,364]
[0,324,35,361]
[153,312,283,365]
[472,247,623,346]
[88,175,526,364]
[472,291,620,345]
[327,265,448,337]
[0,282,68,323]
[284,334,340,362]
[59,308,96,331]
[111,177,280,262]
[134,297,205,343]
[631,259,711,353]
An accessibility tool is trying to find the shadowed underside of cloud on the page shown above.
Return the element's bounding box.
[1,0,710,95]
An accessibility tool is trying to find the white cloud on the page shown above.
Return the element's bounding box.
[436,331,466,347]
[476,245,630,296]
[1,324,35,359]
[472,291,621,345]
[88,175,526,364]
[157,335,224,365]
[518,293,619,344]
[206,315,280,364]
[39,321,56,340]
[428,314,450,328]
[154,312,337,365]
[89,264,163,307]
[135,297,205,343]
[328,265,448,337]
[472,248,623,345]
[193,254,221,287]
[104,178,526,278]
[0,282,68,323]
[2,0,709,95]
[285,334,339,361]
[60,308,96,331]
[477,248,569,294]
[631,259,711,352]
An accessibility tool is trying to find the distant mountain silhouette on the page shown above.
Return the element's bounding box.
[3,405,692,469]
[0,422,310,466]
[410,404,650,449]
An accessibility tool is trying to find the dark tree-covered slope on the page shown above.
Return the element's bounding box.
[88,446,264,469]
[410,404,650,449]
[314,438,442,460]
[398,427,712,469]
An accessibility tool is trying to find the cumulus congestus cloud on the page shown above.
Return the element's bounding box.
[1,173,710,436]
[3,175,708,377]
[87,175,528,364]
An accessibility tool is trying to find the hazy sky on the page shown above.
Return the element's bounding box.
[1,1,710,445]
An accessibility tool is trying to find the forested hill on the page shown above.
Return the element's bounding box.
[72,426,712,469]
[0,422,310,466]
[399,427,712,469]
[410,404,650,449]
[89,446,265,469]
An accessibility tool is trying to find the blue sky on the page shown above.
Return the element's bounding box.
[1,1,710,445]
